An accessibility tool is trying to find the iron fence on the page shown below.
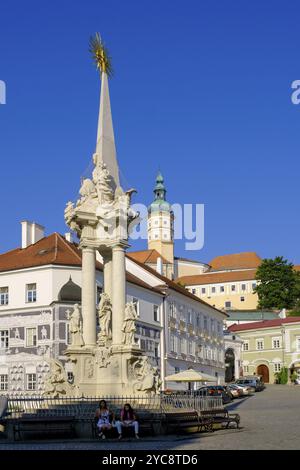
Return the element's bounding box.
[4,393,222,419]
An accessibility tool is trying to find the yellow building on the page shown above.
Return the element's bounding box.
[176,252,261,311]
[229,317,300,383]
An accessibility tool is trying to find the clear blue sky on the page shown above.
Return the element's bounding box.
[1,0,300,264]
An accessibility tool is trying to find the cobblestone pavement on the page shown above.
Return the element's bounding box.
[1,385,299,450]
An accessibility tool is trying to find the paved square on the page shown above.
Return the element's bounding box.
[1,385,299,450]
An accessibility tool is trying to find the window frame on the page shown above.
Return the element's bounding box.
[25,327,37,347]
[26,283,37,303]
[256,339,264,350]
[26,373,37,391]
[0,287,9,306]
[153,305,160,323]
[0,374,8,391]
[0,330,9,349]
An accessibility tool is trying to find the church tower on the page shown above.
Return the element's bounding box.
[148,172,174,271]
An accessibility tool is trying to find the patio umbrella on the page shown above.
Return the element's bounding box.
[164,369,217,382]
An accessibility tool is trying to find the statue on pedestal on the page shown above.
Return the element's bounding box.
[43,360,72,397]
[97,293,112,343]
[131,357,162,394]
[69,304,84,347]
[121,302,137,346]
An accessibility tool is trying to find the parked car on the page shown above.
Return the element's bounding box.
[235,377,264,392]
[243,375,266,390]
[228,384,242,398]
[196,385,233,404]
[229,383,254,396]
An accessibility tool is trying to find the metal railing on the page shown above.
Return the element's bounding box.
[4,394,223,419]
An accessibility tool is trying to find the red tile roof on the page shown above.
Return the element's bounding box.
[209,252,261,271]
[128,256,227,317]
[128,250,170,265]
[0,233,162,294]
[0,233,82,272]
[176,269,257,286]
[229,316,300,332]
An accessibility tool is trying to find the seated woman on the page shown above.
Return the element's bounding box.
[95,399,120,439]
[119,403,139,439]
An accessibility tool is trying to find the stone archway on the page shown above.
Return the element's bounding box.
[225,348,235,382]
[257,364,269,383]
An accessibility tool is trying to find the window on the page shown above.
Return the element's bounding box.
[297,337,300,352]
[256,339,264,350]
[178,337,183,353]
[154,344,159,357]
[252,282,257,291]
[132,298,139,317]
[0,287,8,305]
[211,287,216,294]
[220,286,225,293]
[153,305,160,322]
[272,338,281,349]
[0,374,8,391]
[203,316,208,331]
[169,301,176,319]
[231,285,236,292]
[196,315,201,328]
[66,324,71,345]
[170,334,175,352]
[225,301,231,309]
[241,284,246,291]
[96,285,103,303]
[274,363,281,372]
[243,341,249,351]
[201,288,206,295]
[192,288,196,295]
[217,322,221,334]
[26,373,36,391]
[175,367,180,374]
[188,341,193,355]
[243,365,249,373]
[210,319,215,332]
[240,296,245,302]
[26,328,37,347]
[26,283,37,303]
[0,330,9,349]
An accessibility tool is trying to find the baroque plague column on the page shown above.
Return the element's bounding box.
[63,34,161,396]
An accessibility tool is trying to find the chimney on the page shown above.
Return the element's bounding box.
[156,256,163,275]
[21,221,45,249]
[64,232,73,243]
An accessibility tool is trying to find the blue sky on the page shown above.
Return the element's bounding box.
[0,0,300,264]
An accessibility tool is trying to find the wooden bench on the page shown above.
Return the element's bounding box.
[164,411,207,434]
[13,415,76,441]
[200,409,240,429]
[92,409,158,439]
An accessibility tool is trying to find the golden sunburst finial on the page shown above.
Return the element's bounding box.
[89,33,113,77]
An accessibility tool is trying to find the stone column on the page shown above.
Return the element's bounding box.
[112,243,126,345]
[102,249,113,299]
[81,246,96,347]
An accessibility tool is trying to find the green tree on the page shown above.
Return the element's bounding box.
[255,257,300,310]
[274,367,289,384]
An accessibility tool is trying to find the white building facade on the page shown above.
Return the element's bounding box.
[0,225,226,395]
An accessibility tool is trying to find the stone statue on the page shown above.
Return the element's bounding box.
[64,201,81,234]
[43,360,71,397]
[121,302,137,345]
[69,304,84,347]
[131,357,161,394]
[97,293,112,342]
[79,177,96,202]
[92,157,114,204]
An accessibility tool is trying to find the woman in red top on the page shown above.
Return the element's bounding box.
[120,403,139,439]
